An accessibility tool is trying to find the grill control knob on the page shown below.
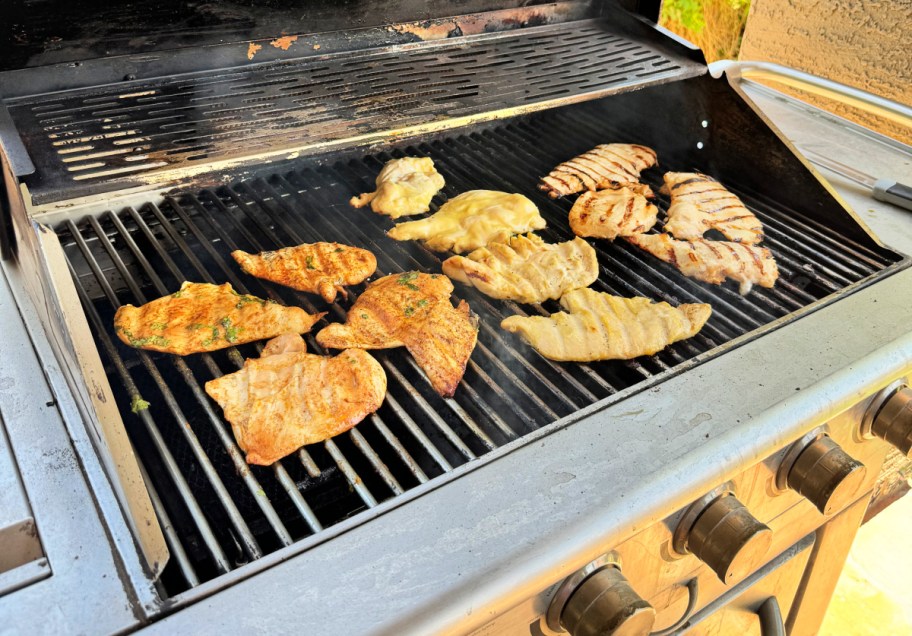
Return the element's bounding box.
[869,386,912,456]
[559,566,656,636]
[785,435,866,516]
[675,493,772,584]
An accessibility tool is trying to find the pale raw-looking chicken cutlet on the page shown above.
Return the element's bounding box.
[442,233,598,304]
[205,334,386,465]
[662,172,764,244]
[350,157,445,218]
[387,190,546,254]
[501,288,711,362]
[114,282,324,356]
[626,233,778,295]
[316,272,478,397]
[568,187,659,240]
[232,242,377,303]
[539,143,658,198]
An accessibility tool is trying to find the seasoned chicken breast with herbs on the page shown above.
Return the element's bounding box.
[626,233,778,295]
[387,190,546,253]
[232,242,377,303]
[205,335,386,466]
[539,144,658,198]
[114,282,324,355]
[350,157,445,218]
[568,187,659,240]
[501,288,711,362]
[662,172,764,244]
[316,272,478,397]
[442,233,598,303]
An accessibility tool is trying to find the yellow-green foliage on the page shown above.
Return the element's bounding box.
[660,0,751,62]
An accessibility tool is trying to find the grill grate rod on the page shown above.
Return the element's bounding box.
[249,177,535,440]
[316,162,612,404]
[88,210,308,542]
[66,254,232,576]
[193,190,440,482]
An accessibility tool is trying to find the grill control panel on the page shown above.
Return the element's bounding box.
[467,383,906,636]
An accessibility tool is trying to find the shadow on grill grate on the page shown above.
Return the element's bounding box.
[57,103,901,597]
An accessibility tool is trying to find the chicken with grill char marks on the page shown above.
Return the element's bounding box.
[205,334,386,466]
[501,288,711,362]
[626,233,779,295]
[113,282,324,355]
[662,172,764,244]
[568,187,659,240]
[316,272,478,398]
[539,143,658,198]
[232,242,377,303]
[442,233,598,304]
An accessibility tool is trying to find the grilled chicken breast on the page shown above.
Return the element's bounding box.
[205,335,386,465]
[663,172,764,244]
[387,190,546,253]
[350,157,445,218]
[114,282,324,355]
[539,144,658,198]
[316,272,478,397]
[442,233,598,303]
[232,242,377,303]
[626,233,778,295]
[568,187,659,240]
[501,288,711,362]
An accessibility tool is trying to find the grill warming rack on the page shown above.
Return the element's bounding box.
[58,101,904,598]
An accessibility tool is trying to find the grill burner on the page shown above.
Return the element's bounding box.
[56,99,903,598]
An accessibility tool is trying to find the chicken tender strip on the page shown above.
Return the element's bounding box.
[387,190,546,254]
[114,282,324,355]
[501,288,711,362]
[442,233,598,303]
[569,188,659,240]
[663,172,764,244]
[232,242,377,303]
[206,335,386,465]
[539,144,658,198]
[626,233,778,295]
[317,272,478,397]
[350,157,445,218]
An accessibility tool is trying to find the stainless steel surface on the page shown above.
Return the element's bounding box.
[683,494,773,584]
[709,60,912,128]
[870,386,912,457]
[0,412,45,593]
[559,566,655,636]
[785,435,866,516]
[799,147,912,213]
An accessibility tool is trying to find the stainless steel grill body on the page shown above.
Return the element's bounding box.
[1,2,911,634]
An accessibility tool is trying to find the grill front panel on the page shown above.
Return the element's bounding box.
[57,100,904,597]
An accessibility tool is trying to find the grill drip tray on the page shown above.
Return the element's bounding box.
[56,102,904,597]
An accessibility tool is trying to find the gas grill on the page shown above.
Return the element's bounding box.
[2,2,911,634]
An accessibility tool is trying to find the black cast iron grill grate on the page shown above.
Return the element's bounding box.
[9,18,699,203]
[57,103,902,598]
